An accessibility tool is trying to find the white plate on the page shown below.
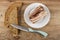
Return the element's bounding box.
[24,3,50,28]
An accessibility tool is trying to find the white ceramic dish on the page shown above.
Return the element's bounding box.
[24,3,50,28]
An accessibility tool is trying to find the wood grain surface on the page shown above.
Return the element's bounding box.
[17,1,60,40]
[0,0,60,40]
[0,1,10,27]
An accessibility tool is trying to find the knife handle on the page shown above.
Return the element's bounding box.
[28,28,48,38]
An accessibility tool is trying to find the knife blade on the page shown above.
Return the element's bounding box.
[10,24,29,32]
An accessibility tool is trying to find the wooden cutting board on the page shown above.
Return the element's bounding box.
[0,1,60,40]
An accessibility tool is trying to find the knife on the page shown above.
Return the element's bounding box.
[10,24,48,37]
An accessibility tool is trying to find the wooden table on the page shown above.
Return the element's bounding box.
[0,0,60,40]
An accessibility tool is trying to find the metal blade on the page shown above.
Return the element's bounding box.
[10,24,29,32]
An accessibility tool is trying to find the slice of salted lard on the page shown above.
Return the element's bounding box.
[29,11,47,23]
[29,5,48,23]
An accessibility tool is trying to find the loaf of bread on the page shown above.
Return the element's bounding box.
[4,1,22,36]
